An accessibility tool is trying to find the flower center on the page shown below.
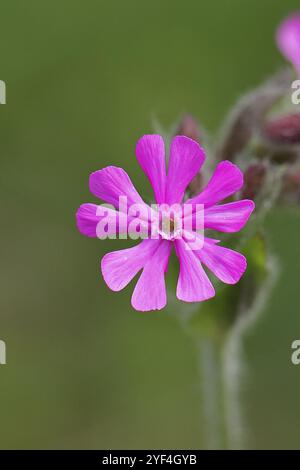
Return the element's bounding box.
[158,213,181,240]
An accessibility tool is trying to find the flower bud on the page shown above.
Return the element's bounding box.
[277,12,300,76]
[281,164,300,203]
[263,113,300,145]
[176,114,201,143]
[216,69,292,162]
[242,162,267,200]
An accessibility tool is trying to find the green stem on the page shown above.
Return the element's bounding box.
[198,334,246,450]
[222,333,246,449]
[198,337,228,449]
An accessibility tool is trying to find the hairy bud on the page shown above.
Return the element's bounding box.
[263,113,300,145]
[242,162,267,200]
[216,69,293,162]
[281,163,300,203]
[177,114,201,143]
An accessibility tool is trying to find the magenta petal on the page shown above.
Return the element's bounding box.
[174,239,215,302]
[76,203,133,238]
[76,203,101,237]
[187,161,243,208]
[89,166,144,209]
[136,135,166,203]
[196,238,247,284]
[165,136,205,204]
[101,239,160,292]
[277,13,300,75]
[204,200,255,233]
[131,241,172,311]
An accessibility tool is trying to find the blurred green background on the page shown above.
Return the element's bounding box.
[1,0,300,449]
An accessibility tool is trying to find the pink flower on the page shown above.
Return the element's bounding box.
[76,135,254,311]
[277,12,300,76]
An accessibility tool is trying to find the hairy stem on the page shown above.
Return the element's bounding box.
[198,337,227,449]
[198,334,246,450]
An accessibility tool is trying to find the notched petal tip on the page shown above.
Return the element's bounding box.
[172,135,206,161]
[221,159,244,177]
[89,165,144,208]
[222,253,247,285]
[176,287,216,303]
[130,296,166,312]
[76,203,98,237]
[135,134,164,148]
[204,198,255,233]
[246,198,255,212]
[187,160,244,208]
[100,251,131,292]
[89,166,122,194]
[198,240,248,285]
[101,254,120,292]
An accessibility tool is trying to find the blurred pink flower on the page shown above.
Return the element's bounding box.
[277,12,300,75]
[76,135,254,311]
